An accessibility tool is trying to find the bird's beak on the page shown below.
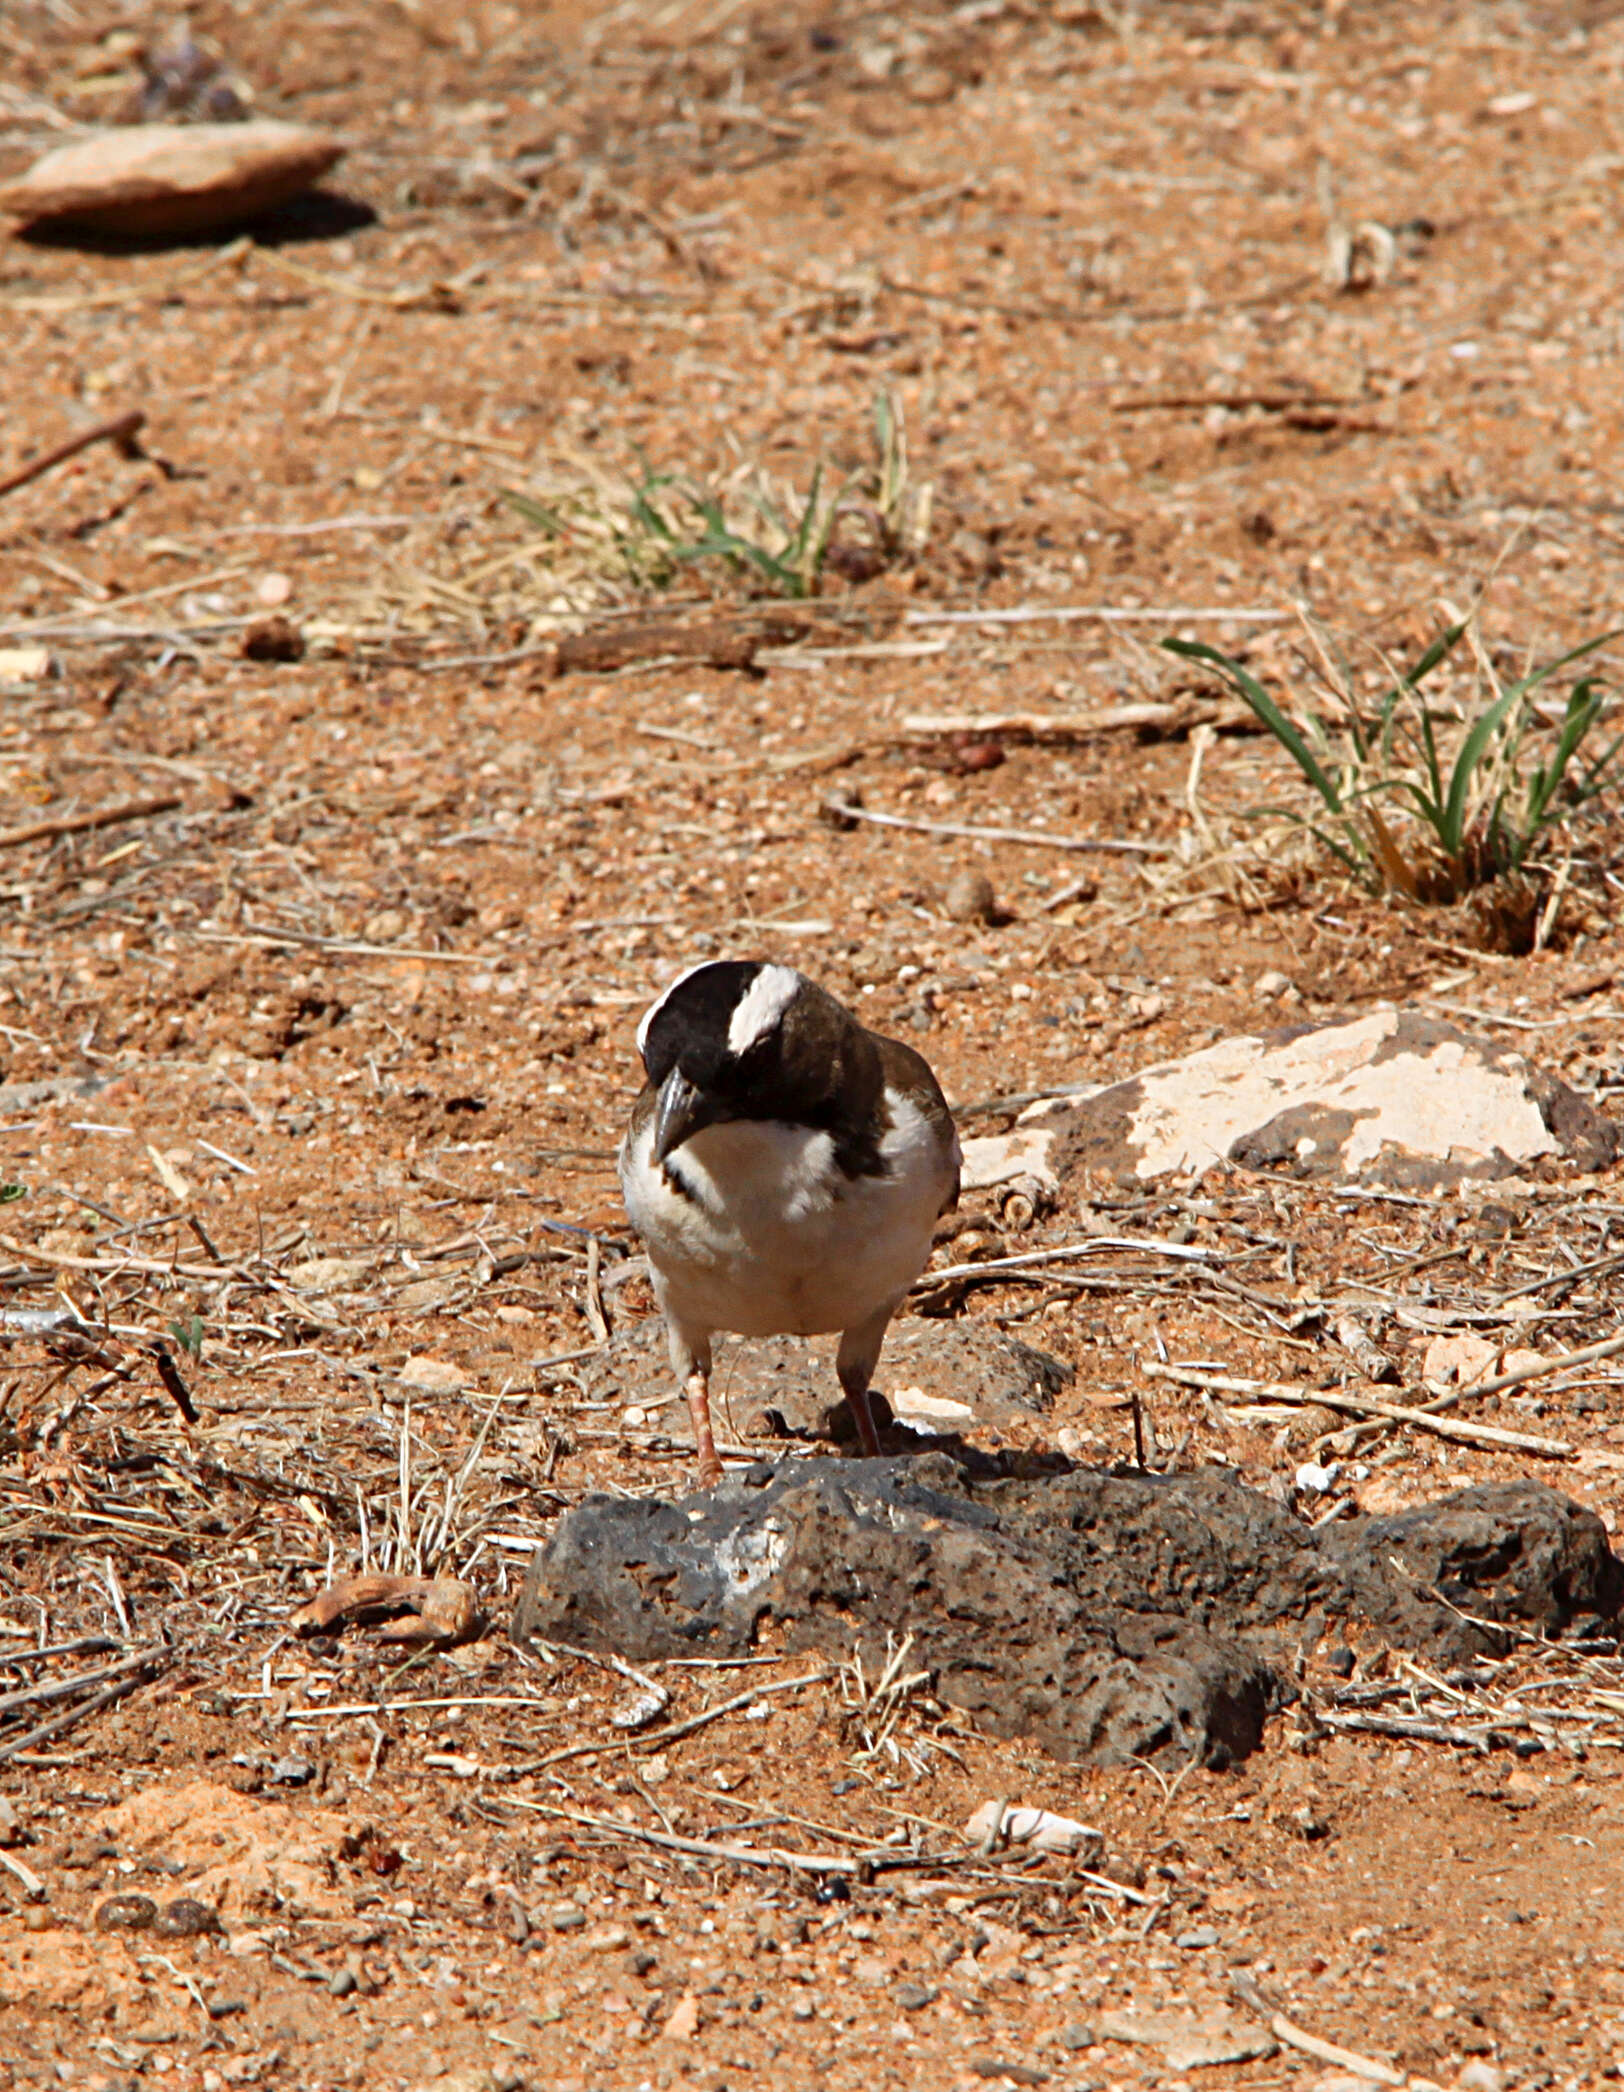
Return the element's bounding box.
[653,1066,716,1163]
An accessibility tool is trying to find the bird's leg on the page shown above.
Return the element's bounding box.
[836,1307,894,1461]
[661,1316,720,1490]
[686,1363,722,1489]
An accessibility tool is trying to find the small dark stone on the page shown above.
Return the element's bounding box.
[95,1893,157,1933]
[895,1982,937,2011]
[1574,1388,1608,1414]
[154,1898,222,1939]
[269,1755,315,1786]
[970,2062,1048,2086]
[812,1877,850,1905]
[1057,2024,1095,2052]
[1325,1645,1357,1677]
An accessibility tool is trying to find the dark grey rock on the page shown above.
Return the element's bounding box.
[514,1457,1619,1769]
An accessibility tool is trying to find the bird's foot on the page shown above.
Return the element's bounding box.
[846,1384,884,1459]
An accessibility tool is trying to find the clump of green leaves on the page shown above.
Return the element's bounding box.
[1165,616,1622,909]
[500,391,930,601]
[168,1314,205,1358]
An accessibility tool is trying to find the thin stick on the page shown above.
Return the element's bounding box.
[904,605,1288,628]
[531,1667,832,1768]
[1112,392,1363,415]
[502,1799,885,1878]
[0,410,146,503]
[917,1237,1212,1287]
[192,922,497,965]
[823,799,1172,857]
[0,795,181,852]
[0,1845,44,1897]
[1231,1975,1402,2086]
[0,1666,162,1764]
[1429,1329,1624,1406]
[901,704,1247,740]
[1143,1364,1573,1457]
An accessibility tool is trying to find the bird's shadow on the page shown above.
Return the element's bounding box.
[756,1393,1073,1483]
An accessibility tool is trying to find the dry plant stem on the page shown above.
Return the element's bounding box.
[0,1845,44,1897]
[917,1237,1211,1289]
[0,1664,165,1764]
[533,1667,832,1769]
[904,604,1289,628]
[1428,1328,1624,1407]
[901,704,1249,740]
[1230,1972,1403,2085]
[1112,391,1363,414]
[507,1799,889,1878]
[0,409,146,502]
[1142,1363,1573,1457]
[0,795,181,852]
[1332,1329,1624,1455]
[823,799,1172,857]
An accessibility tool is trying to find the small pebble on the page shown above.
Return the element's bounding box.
[1056,2024,1094,2052]
[328,1967,358,1997]
[944,867,998,925]
[1175,1925,1220,1950]
[1325,1645,1356,1678]
[895,1981,937,2011]
[1458,2065,1505,2092]
[1254,968,1293,999]
[255,570,293,607]
[95,1893,158,1933]
[549,1901,587,1932]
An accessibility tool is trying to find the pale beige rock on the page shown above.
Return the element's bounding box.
[0,121,344,239]
[660,1991,701,2040]
[967,1011,1617,1191]
[399,1352,469,1391]
[1097,2007,1277,2069]
[1422,1332,1498,1388]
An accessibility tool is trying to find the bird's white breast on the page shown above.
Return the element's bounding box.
[619,1089,954,1340]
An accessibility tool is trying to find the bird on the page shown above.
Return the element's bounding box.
[618,959,961,1488]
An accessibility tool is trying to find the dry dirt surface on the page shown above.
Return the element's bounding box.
[4,3,1624,2089]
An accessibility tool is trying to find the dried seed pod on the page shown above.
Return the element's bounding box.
[95,1893,157,1933]
[154,1897,223,1939]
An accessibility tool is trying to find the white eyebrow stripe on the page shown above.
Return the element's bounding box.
[726,963,801,1056]
[635,961,712,1059]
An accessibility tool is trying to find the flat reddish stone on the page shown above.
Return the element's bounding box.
[0,120,344,238]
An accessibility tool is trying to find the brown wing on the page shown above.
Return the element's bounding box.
[874,1031,960,1216]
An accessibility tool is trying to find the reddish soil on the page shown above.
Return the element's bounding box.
[2,4,1624,2089]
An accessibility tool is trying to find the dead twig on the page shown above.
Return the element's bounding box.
[528,1668,832,1770]
[1144,1363,1573,1457]
[0,410,147,503]
[901,703,1252,741]
[1230,1972,1403,2086]
[0,795,182,852]
[822,799,1172,858]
